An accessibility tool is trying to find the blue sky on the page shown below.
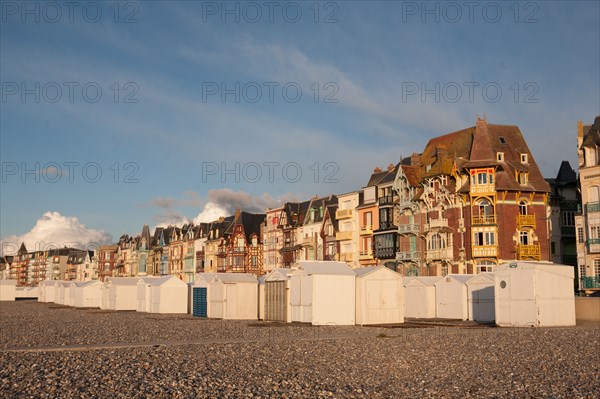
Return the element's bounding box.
[1,0,599,250]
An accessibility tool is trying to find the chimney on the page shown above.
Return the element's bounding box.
[387,163,395,172]
[374,166,382,173]
[476,114,487,131]
[410,152,421,166]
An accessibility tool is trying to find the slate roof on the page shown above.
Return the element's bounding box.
[581,116,600,148]
[417,118,549,193]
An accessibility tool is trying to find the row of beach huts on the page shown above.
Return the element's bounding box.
[0,261,576,327]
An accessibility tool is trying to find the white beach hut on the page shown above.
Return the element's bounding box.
[264,268,293,323]
[39,280,56,303]
[355,266,404,326]
[466,273,495,322]
[403,276,441,319]
[15,286,39,299]
[494,262,575,327]
[208,273,258,320]
[0,279,17,301]
[106,277,139,311]
[100,282,109,309]
[435,275,473,320]
[136,276,160,312]
[72,281,103,308]
[191,273,216,317]
[289,261,356,326]
[257,275,266,320]
[147,276,188,314]
[55,281,71,305]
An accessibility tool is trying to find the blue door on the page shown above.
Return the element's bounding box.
[193,287,207,317]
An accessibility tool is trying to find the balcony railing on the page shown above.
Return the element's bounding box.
[517,214,536,228]
[374,247,395,259]
[585,202,600,213]
[335,209,353,219]
[360,225,373,235]
[425,248,453,261]
[398,199,414,209]
[358,251,373,260]
[376,221,396,231]
[396,251,421,262]
[517,244,541,260]
[472,215,496,225]
[336,231,353,241]
[425,218,448,231]
[378,195,395,206]
[580,276,600,289]
[587,238,600,253]
[470,184,495,195]
[398,224,419,235]
[472,245,498,258]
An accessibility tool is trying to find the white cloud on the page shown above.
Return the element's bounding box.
[0,212,112,255]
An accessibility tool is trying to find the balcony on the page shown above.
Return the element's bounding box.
[585,202,600,214]
[470,184,495,195]
[425,248,453,261]
[472,245,498,258]
[358,251,373,261]
[398,199,414,210]
[517,244,541,260]
[425,218,448,231]
[472,215,497,225]
[587,238,600,253]
[398,224,419,235]
[360,225,373,235]
[517,214,536,228]
[301,236,316,246]
[378,195,395,207]
[336,231,353,241]
[376,221,396,232]
[374,247,396,259]
[580,276,600,289]
[335,209,353,220]
[396,251,421,262]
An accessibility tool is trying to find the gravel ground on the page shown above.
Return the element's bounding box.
[1,301,599,398]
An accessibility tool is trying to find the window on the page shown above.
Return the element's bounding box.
[497,152,504,161]
[518,172,529,185]
[471,170,494,185]
[595,259,600,277]
[441,264,449,276]
[589,186,600,203]
[364,212,372,227]
[562,211,575,227]
[551,242,556,254]
[478,199,492,216]
[474,231,495,246]
[520,153,528,163]
[499,136,507,145]
[578,227,584,243]
[590,226,599,239]
[519,200,528,215]
[428,233,446,250]
[519,231,530,245]
[579,264,586,279]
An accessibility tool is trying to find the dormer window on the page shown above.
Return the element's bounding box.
[518,172,529,185]
[497,152,504,162]
[520,153,528,163]
[499,136,507,145]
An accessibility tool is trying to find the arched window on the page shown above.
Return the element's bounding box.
[478,199,492,216]
[519,200,528,215]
